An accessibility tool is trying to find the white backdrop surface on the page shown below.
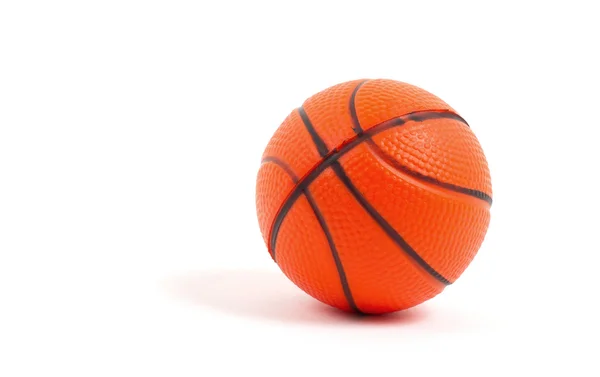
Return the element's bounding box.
[1,1,598,376]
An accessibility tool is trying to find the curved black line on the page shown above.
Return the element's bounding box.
[349,80,369,133]
[303,110,451,285]
[298,107,329,156]
[269,111,464,285]
[261,156,299,182]
[261,155,362,313]
[348,83,490,204]
[302,190,362,313]
[330,162,451,285]
[409,111,469,126]
[364,140,493,204]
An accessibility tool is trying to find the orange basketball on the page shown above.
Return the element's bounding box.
[255,79,492,314]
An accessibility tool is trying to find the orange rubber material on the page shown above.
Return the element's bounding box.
[256,79,492,314]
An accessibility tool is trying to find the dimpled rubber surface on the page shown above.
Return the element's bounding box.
[353,79,455,131]
[255,79,492,314]
[307,167,443,313]
[261,109,321,180]
[340,142,490,283]
[301,79,365,149]
[371,117,492,195]
[275,193,350,311]
[255,162,296,246]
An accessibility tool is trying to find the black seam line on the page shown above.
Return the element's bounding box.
[298,107,329,156]
[300,106,451,285]
[303,190,362,313]
[261,156,299,182]
[269,111,465,253]
[349,79,369,133]
[330,162,451,285]
[348,83,490,205]
[269,110,464,286]
[348,81,471,130]
[262,156,362,313]
[364,140,493,205]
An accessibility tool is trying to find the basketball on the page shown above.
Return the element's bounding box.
[255,79,492,314]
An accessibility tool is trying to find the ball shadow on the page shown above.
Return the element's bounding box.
[161,268,431,326]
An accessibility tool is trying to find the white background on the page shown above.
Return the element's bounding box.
[1,1,599,376]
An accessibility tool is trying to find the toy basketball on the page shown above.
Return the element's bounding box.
[255,79,492,314]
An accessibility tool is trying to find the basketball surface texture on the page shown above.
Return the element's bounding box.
[255,79,492,315]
